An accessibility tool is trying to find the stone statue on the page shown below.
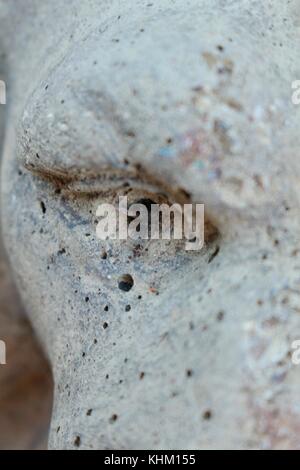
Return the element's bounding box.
[0,0,299,449]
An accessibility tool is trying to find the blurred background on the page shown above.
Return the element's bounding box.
[0,237,53,449]
[0,59,53,449]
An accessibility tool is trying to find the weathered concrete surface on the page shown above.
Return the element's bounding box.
[0,0,300,449]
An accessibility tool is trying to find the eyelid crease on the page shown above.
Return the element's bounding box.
[24,159,220,245]
[24,160,137,185]
[24,160,191,204]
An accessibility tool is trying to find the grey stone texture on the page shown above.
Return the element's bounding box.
[0,0,299,449]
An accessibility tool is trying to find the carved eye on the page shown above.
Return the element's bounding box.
[26,162,219,263]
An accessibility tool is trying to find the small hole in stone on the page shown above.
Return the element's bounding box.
[217,311,225,322]
[103,322,109,329]
[104,305,109,312]
[101,250,108,260]
[40,201,46,214]
[203,410,212,420]
[109,414,118,423]
[86,409,93,416]
[125,305,131,312]
[118,274,134,292]
[186,369,193,378]
[85,297,89,303]
[126,130,136,138]
[139,372,145,380]
[74,436,81,447]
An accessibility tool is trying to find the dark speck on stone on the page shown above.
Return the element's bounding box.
[109,414,118,423]
[40,201,46,214]
[203,410,212,420]
[118,274,134,292]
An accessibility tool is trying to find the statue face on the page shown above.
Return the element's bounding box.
[1,0,300,449]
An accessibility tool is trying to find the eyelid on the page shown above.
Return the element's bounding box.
[25,157,220,247]
[24,161,138,192]
[25,160,191,204]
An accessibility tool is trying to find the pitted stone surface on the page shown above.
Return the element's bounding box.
[0,0,300,449]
